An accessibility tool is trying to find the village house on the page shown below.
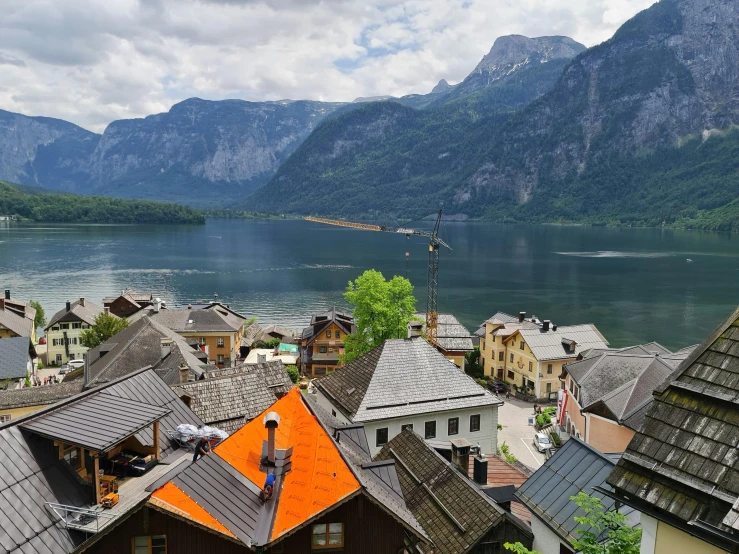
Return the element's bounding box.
[79,387,432,554]
[0,337,36,391]
[477,311,608,400]
[314,322,502,456]
[558,342,695,452]
[607,306,739,554]
[45,298,103,365]
[516,438,640,554]
[0,294,36,342]
[102,289,156,318]
[151,302,246,367]
[415,312,474,369]
[300,307,355,377]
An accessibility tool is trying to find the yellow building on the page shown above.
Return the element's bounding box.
[0,291,37,343]
[45,298,102,366]
[477,311,608,400]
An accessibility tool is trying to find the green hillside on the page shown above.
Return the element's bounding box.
[0,181,205,224]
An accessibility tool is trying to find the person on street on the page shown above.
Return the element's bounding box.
[192,437,210,462]
[505,390,510,400]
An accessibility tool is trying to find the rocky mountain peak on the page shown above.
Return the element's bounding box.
[431,79,453,94]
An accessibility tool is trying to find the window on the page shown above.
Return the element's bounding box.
[63,446,80,469]
[509,353,514,363]
[470,414,480,432]
[335,331,341,339]
[311,523,344,549]
[547,364,553,374]
[424,421,436,439]
[198,337,206,346]
[481,357,485,368]
[376,428,388,447]
[71,337,77,345]
[498,351,504,361]
[448,417,459,436]
[401,423,413,431]
[52,326,59,331]
[72,322,81,329]
[319,346,328,353]
[60,323,69,330]
[520,341,525,350]
[314,367,326,375]
[507,370,514,380]
[546,383,552,394]
[331,410,336,417]
[0,414,11,423]
[56,354,62,363]
[481,340,485,350]
[217,354,225,364]
[528,361,533,372]
[217,337,224,347]
[527,380,534,389]
[326,330,331,338]
[133,535,167,554]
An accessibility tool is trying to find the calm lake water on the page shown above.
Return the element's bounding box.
[1,219,737,350]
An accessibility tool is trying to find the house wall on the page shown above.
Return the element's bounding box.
[637,514,728,554]
[585,413,635,453]
[0,403,47,422]
[530,516,574,554]
[46,320,91,365]
[0,322,36,342]
[178,331,238,367]
[443,352,466,370]
[302,322,348,377]
[563,390,586,440]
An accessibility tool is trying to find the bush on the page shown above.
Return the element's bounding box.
[285,365,300,384]
[543,406,556,416]
[37,361,44,370]
[499,441,518,464]
[476,378,488,388]
[536,413,552,428]
[550,432,561,447]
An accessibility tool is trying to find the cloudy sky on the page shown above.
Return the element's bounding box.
[0,0,655,133]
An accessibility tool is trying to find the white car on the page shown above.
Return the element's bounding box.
[533,433,552,453]
[68,359,85,369]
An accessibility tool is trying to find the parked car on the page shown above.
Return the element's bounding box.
[68,359,85,369]
[58,365,72,375]
[488,380,508,394]
[38,337,46,345]
[533,432,552,453]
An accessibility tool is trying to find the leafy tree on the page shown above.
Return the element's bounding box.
[285,365,300,384]
[80,312,129,349]
[28,300,46,330]
[341,270,416,363]
[570,492,641,554]
[504,543,541,554]
[465,347,484,379]
[255,337,281,349]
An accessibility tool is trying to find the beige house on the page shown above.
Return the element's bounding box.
[0,290,37,342]
[478,311,608,400]
[559,342,694,452]
[45,298,103,366]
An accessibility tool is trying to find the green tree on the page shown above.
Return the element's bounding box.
[570,492,641,554]
[80,312,129,349]
[29,300,46,330]
[465,347,484,379]
[341,270,416,363]
[285,365,300,384]
[504,544,541,554]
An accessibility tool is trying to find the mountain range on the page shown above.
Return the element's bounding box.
[0,0,738,230]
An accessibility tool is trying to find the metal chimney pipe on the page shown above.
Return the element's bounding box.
[4,289,9,300]
[519,312,526,323]
[264,412,280,464]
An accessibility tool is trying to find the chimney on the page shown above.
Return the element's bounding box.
[257,353,267,364]
[552,324,557,331]
[179,362,189,384]
[518,312,526,323]
[79,297,85,307]
[450,438,472,476]
[264,411,280,465]
[104,306,110,315]
[543,320,550,332]
[161,337,173,358]
[154,298,161,313]
[187,304,192,310]
[473,453,488,485]
[66,301,71,312]
[4,289,9,300]
[407,320,424,339]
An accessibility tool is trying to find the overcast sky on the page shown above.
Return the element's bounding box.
[0,0,655,133]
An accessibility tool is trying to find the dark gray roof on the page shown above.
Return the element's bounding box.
[0,380,84,410]
[151,306,244,333]
[516,438,639,545]
[204,360,295,398]
[376,428,529,554]
[607,306,739,540]
[316,337,500,422]
[302,306,355,342]
[20,392,170,452]
[172,371,277,430]
[45,299,103,329]
[0,307,33,337]
[414,313,474,352]
[242,321,264,347]
[0,337,34,380]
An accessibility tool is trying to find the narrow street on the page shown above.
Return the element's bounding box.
[497,396,546,470]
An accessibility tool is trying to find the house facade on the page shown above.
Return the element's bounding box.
[314,331,502,456]
[478,311,608,400]
[0,290,37,342]
[300,307,355,377]
[558,343,694,452]
[44,298,103,365]
[102,289,156,318]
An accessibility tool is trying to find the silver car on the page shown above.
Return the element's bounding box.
[533,432,552,453]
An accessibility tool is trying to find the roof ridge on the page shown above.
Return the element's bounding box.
[91,317,155,382]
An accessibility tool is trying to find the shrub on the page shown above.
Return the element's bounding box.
[37,361,44,370]
[285,365,300,384]
[476,378,488,388]
[550,432,561,446]
[543,406,557,416]
[500,441,518,464]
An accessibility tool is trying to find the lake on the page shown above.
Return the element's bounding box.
[1,219,737,350]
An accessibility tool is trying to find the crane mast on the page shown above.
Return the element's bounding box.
[305,209,448,347]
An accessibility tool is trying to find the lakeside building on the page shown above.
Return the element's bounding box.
[314,323,502,456]
[558,342,695,452]
[45,298,103,365]
[414,312,474,369]
[102,289,156,318]
[607,306,739,554]
[299,307,355,377]
[0,292,36,342]
[477,311,608,400]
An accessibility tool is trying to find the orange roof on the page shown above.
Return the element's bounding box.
[152,482,235,538]
[151,388,360,544]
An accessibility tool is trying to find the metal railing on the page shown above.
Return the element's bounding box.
[45,502,117,534]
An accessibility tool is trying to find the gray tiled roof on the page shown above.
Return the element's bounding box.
[414,313,474,352]
[204,360,295,398]
[45,298,103,329]
[516,324,608,361]
[0,336,33,380]
[607,306,739,538]
[151,306,244,332]
[0,380,84,410]
[0,307,33,337]
[516,438,639,545]
[303,306,356,343]
[376,428,530,554]
[316,337,500,423]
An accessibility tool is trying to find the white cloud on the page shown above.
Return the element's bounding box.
[0,0,656,132]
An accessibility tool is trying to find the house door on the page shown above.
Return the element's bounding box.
[497,368,503,379]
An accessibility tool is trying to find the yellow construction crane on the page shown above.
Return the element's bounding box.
[305,209,450,346]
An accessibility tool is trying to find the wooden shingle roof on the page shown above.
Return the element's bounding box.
[607,306,739,548]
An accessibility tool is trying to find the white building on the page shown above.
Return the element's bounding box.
[313,325,502,456]
[45,298,103,365]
